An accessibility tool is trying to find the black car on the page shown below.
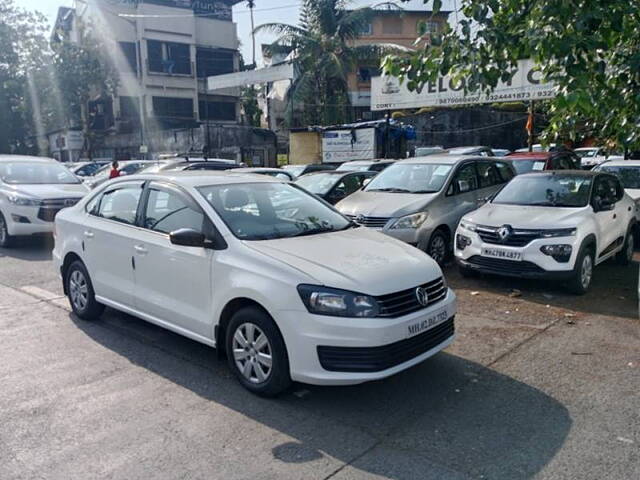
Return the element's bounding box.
[295,171,377,204]
[282,163,336,178]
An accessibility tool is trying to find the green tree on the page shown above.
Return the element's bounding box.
[241,86,263,127]
[257,0,406,126]
[385,0,640,154]
[0,0,50,154]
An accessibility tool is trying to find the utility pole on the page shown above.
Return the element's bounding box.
[527,100,535,152]
[247,0,256,67]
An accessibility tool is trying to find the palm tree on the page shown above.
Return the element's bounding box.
[255,0,406,126]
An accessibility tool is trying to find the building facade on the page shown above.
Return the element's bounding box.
[52,0,247,160]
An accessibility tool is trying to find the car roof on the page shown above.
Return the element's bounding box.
[448,146,491,153]
[600,160,640,167]
[341,159,393,165]
[0,155,58,163]
[397,155,492,165]
[574,147,600,151]
[119,170,283,187]
[299,170,376,177]
[234,167,283,173]
[505,152,552,160]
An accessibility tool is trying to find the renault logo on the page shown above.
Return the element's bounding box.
[497,225,512,242]
[415,287,429,307]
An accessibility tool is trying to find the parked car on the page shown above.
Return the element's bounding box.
[447,146,494,156]
[0,155,89,247]
[85,160,164,189]
[504,151,580,175]
[70,161,110,177]
[594,160,640,228]
[414,146,446,157]
[336,160,395,173]
[455,171,636,294]
[515,143,557,153]
[336,155,516,265]
[295,171,377,204]
[282,163,336,178]
[575,147,623,169]
[491,149,511,157]
[53,172,457,395]
[141,160,239,174]
[234,167,294,181]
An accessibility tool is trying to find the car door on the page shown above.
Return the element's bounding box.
[475,161,505,202]
[441,161,480,232]
[131,181,214,338]
[82,181,144,308]
[591,175,622,259]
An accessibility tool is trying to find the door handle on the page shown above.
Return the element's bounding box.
[613,214,617,219]
[134,245,148,255]
[84,231,94,239]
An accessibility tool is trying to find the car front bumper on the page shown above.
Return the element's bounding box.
[276,289,457,385]
[2,205,55,236]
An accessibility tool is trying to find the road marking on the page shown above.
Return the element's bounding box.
[20,285,65,301]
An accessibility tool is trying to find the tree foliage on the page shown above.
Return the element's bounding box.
[241,86,263,127]
[385,0,640,153]
[257,0,407,126]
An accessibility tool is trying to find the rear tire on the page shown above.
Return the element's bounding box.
[616,229,634,265]
[567,246,594,295]
[0,212,15,248]
[65,260,105,320]
[225,306,291,397]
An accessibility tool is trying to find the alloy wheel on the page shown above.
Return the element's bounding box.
[429,235,447,264]
[69,270,89,312]
[232,323,273,384]
[580,254,593,290]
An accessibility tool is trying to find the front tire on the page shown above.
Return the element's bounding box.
[567,247,594,295]
[0,212,15,248]
[225,306,291,397]
[65,260,105,320]
[423,229,449,266]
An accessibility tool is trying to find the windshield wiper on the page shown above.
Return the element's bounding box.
[367,187,412,193]
[410,190,438,194]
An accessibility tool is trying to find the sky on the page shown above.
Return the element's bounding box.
[14,0,448,64]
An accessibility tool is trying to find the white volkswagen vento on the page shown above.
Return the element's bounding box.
[53,172,456,396]
[0,155,89,247]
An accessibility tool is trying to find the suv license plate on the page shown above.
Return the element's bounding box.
[407,309,448,339]
[481,247,523,261]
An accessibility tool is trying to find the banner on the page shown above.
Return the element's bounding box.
[322,128,376,163]
[371,59,556,111]
[208,63,294,90]
[104,1,233,21]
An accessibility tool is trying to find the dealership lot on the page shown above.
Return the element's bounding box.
[1,238,638,480]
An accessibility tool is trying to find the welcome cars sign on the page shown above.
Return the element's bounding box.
[371,60,556,111]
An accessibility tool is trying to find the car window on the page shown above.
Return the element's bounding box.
[495,162,515,182]
[598,166,640,189]
[552,156,573,170]
[449,162,478,195]
[494,174,592,207]
[477,162,502,188]
[365,163,452,194]
[143,187,205,234]
[333,174,364,197]
[94,183,143,225]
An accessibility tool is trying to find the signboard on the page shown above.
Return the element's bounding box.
[371,59,556,111]
[49,130,85,152]
[208,63,294,91]
[139,145,149,154]
[322,128,376,164]
[105,0,233,21]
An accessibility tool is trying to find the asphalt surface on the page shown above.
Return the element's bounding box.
[0,237,638,480]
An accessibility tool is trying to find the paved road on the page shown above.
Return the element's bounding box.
[1,238,638,480]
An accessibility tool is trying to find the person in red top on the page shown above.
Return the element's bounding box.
[109,161,120,179]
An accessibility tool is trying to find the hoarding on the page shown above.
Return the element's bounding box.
[322,128,375,163]
[371,60,556,111]
[105,0,234,21]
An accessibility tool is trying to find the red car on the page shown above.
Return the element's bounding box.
[503,151,580,175]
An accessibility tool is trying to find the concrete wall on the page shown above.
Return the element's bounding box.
[289,132,322,164]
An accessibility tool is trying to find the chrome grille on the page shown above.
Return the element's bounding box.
[376,277,447,318]
[37,198,81,222]
[346,214,391,229]
[476,225,543,247]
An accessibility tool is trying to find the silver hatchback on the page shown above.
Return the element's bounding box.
[336,155,516,264]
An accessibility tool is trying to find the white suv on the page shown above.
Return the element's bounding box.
[455,171,636,294]
[53,172,456,395]
[0,155,89,247]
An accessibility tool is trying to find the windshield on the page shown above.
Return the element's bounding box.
[364,163,452,193]
[598,166,640,189]
[282,165,305,177]
[295,173,340,195]
[493,174,592,207]
[0,162,81,185]
[510,159,547,174]
[576,150,598,158]
[198,182,352,240]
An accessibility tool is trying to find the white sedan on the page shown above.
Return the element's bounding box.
[53,171,456,396]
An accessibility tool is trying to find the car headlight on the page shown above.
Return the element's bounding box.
[390,212,428,230]
[540,228,577,238]
[297,285,380,318]
[7,193,41,206]
[459,220,477,232]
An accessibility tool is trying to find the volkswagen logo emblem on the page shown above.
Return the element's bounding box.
[415,287,429,307]
[497,225,512,242]
[355,215,366,224]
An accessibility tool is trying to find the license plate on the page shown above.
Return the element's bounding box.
[481,247,523,261]
[407,309,448,338]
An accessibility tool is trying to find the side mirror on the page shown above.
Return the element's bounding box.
[362,178,372,187]
[170,228,206,248]
[458,180,471,193]
[593,196,614,212]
